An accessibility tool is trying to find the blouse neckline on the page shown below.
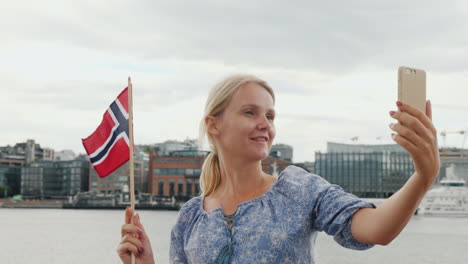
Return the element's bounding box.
[199,171,287,215]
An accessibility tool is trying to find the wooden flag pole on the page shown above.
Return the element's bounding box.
[128,77,136,264]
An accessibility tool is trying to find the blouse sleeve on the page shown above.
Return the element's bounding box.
[169,210,189,264]
[169,198,200,264]
[312,181,376,250]
[279,166,376,250]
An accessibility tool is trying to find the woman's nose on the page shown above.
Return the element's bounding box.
[256,116,271,130]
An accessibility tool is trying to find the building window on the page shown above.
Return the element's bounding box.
[178,179,184,197]
[195,180,200,195]
[158,180,164,197]
[169,180,175,197]
[187,179,192,197]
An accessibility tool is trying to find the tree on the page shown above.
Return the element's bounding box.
[143,145,152,154]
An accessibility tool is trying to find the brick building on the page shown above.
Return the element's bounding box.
[149,149,207,198]
[261,156,293,177]
[150,149,293,199]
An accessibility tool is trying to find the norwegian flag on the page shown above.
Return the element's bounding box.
[82,87,130,177]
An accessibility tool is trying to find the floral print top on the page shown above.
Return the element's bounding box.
[170,165,376,263]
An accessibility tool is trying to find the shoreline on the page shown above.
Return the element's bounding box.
[0,198,180,210]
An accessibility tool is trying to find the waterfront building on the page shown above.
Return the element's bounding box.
[315,142,414,198]
[0,139,56,164]
[43,148,55,161]
[89,158,147,195]
[326,142,405,153]
[152,139,198,156]
[149,149,207,199]
[0,148,26,197]
[11,139,45,164]
[0,166,21,197]
[0,155,24,166]
[270,143,293,162]
[135,147,150,193]
[54,149,77,161]
[59,160,90,197]
[21,159,90,198]
[150,146,293,199]
[88,147,148,195]
[439,148,468,183]
[294,161,315,173]
[262,156,293,177]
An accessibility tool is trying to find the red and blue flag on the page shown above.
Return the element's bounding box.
[82,87,130,177]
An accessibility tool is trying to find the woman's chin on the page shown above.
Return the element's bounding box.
[236,145,270,162]
[247,151,269,161]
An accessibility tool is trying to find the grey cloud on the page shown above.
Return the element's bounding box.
[6,76,210,112]
[4,1,468,74]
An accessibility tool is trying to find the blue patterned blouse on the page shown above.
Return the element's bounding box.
[170,165,375,263]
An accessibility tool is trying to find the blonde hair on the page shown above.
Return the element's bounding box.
[198,74,275,196]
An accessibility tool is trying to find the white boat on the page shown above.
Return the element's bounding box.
[418,164,468,216]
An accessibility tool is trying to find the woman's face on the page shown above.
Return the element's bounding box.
[212,82,276,162]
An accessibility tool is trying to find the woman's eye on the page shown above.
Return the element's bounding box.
[245,110,254,115]
[267,115,275,120]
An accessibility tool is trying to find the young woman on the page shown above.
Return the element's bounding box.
[117,74,440,263]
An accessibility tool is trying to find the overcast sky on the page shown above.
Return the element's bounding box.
[2,0,468,162]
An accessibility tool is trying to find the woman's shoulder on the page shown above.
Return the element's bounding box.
[273,165,333,205]
[178,196,203,216]
[277,165,329,188]
[172,196,203,232]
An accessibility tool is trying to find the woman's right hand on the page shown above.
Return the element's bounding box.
[117,207,155,264]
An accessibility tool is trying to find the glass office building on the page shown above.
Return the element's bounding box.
[315,142,414,198]
[21,160,89,198]
[0,166,21,197]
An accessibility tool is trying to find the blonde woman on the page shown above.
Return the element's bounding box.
[117,74,440,263]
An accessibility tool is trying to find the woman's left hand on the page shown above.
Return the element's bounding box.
[389,100,440,188]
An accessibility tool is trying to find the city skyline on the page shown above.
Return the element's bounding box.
[2,1,468,163]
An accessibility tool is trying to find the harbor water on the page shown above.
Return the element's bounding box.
[0,208,467,263]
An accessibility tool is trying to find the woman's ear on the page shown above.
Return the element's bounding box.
[205,115,220,136]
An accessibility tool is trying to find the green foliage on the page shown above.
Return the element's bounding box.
[0,185,12,198]
[143,145,152,153]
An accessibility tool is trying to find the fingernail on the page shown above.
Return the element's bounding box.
[136,214,141,224]
[396,101,403,107]
[389,111,396,116]
[141,246,145,253]
[137,228,143,235]
[391,133,396,139]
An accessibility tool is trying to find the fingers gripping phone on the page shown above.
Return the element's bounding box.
[398,66,426,113]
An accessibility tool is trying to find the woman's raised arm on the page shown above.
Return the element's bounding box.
[351,100,440,245]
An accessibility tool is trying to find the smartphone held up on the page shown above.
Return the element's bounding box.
[398,66,426,113]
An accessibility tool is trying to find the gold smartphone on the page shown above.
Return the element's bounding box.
[398,66,426,113]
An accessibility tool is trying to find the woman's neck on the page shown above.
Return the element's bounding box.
[214,155,266,199]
